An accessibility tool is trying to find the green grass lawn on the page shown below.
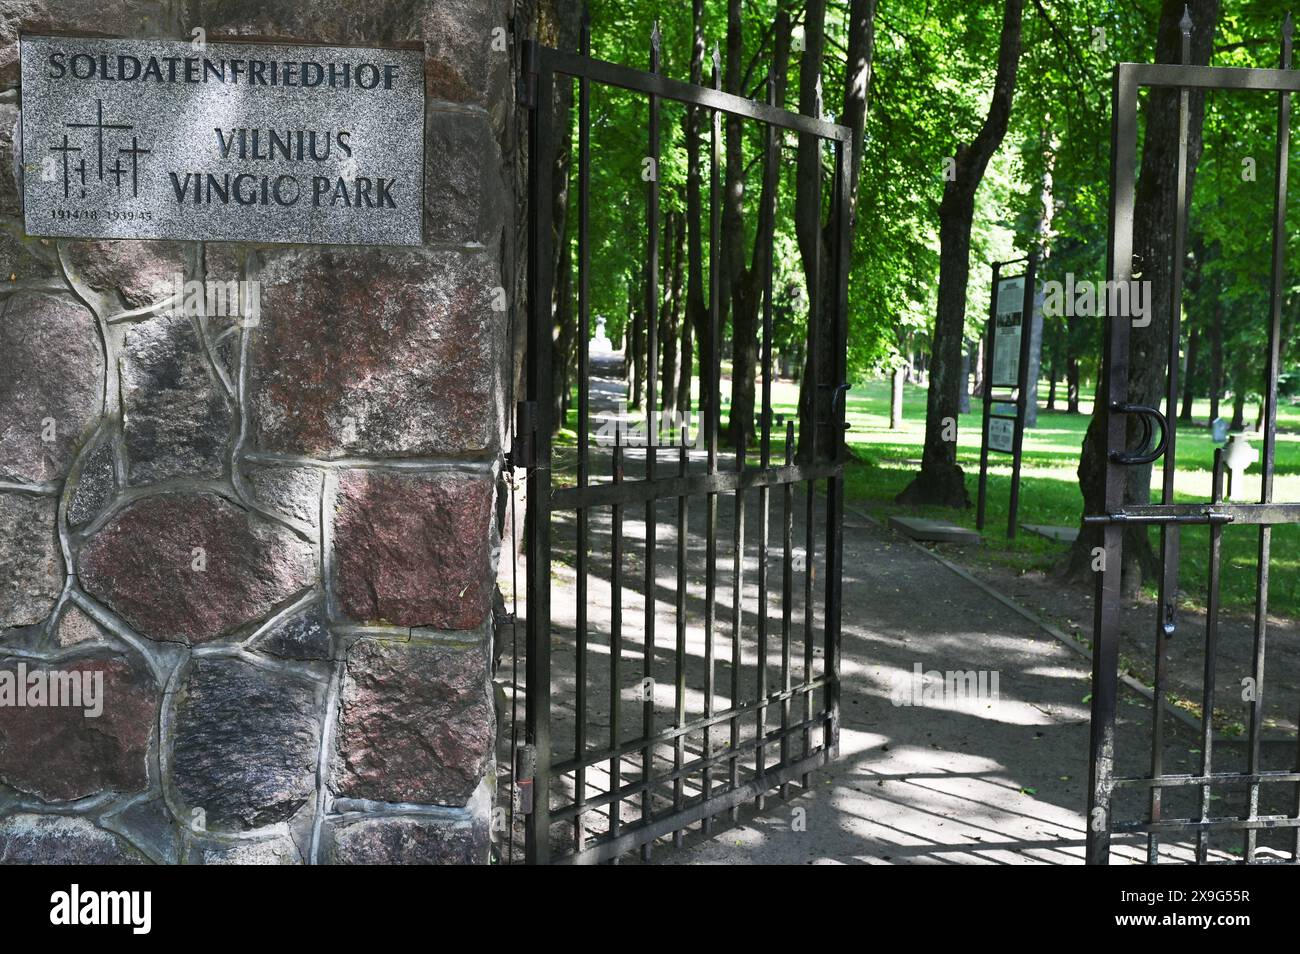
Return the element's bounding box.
[556,368,1300,618]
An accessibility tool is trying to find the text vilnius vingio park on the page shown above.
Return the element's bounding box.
[20,36,425,246]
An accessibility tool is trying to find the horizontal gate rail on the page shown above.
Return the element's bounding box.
[1114,816,1300,835]
[550,676,830,775]
[1125,62,1300,91]
[551,461,841,510]
[533,47,851,139]
[1083,502,1300,525]
[550,717,828,821]
[522,19,851,864]
[1113,771,1300,790]
[553,750,832,866]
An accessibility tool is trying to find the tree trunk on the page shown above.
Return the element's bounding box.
[1179,323,1200,422]
[659,210,680,414]
[794,0,828,460]
[897,0,1024,508]
[684,0,710,437]
[724,7,791,452]
[669,211,687,417]
[890,368,904,429]
[1066,310,1081,413]
[1209,297,1224,422]
[958,341,971,414]
[795,0,876,461]
[631,293,645,410]
[544,0,581,435]
[1065,0,1221,590]
[1231,350,1248,430]
[552,238,575,430]
[1046,325,1058,411]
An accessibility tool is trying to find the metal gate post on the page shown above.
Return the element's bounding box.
[823,136,853,760]
[1086,62,1138,866]
[523,40,555,865]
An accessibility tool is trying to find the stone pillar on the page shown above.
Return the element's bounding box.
[0,1,514,864]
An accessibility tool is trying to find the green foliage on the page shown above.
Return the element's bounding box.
[574,0,1299,399]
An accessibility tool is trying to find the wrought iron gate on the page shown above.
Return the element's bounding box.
[512,28,852,864]
[1086,15,1300,865]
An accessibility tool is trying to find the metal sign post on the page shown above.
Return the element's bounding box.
[976,249,1037,537]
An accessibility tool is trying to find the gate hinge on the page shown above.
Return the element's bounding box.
[507,400,538,470]
[518,39,539,108]
[515,744,537,815]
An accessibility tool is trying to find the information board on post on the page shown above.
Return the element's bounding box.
[977,251,1037,537]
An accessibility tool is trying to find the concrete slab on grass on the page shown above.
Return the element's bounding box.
[887,515,981,545]
[1021,524,1079,543]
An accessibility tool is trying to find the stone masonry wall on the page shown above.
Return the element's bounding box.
[0,0,515,863]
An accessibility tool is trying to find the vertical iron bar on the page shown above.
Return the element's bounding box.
[1197,449,1226,864]
[523,41,555,865]
[673,433,688,846]
[976,261,1001,532]
[823,135,851,762]
[1246,14,1292,863]
[640,22,661,861]
[755,76,776,809]
[609,433,623,858]
[1086,63,1138,866]
[1146,23,1192,863]
[727,65,745,822]
[702,49,722,834]
[573,13,592,854]
[508,464,521,863]
[729,366,746,818]
[802,134,821,789]
[781,420,795,799]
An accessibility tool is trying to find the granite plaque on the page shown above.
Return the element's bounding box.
[19,36,424,246]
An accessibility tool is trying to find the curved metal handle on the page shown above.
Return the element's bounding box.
[830,383,850,431]
[819,382,852,432]
[1108,402,1168,466]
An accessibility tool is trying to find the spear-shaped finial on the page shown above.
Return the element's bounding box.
[580,4,591,55]
[1283,12,1294,69]
[1180,5,1193,64]
[651,20,661,52]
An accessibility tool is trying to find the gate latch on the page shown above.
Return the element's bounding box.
[515,744,537,815]
[820,382,852,432]
[1108,401,1168,466]
[508,401,539,471]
